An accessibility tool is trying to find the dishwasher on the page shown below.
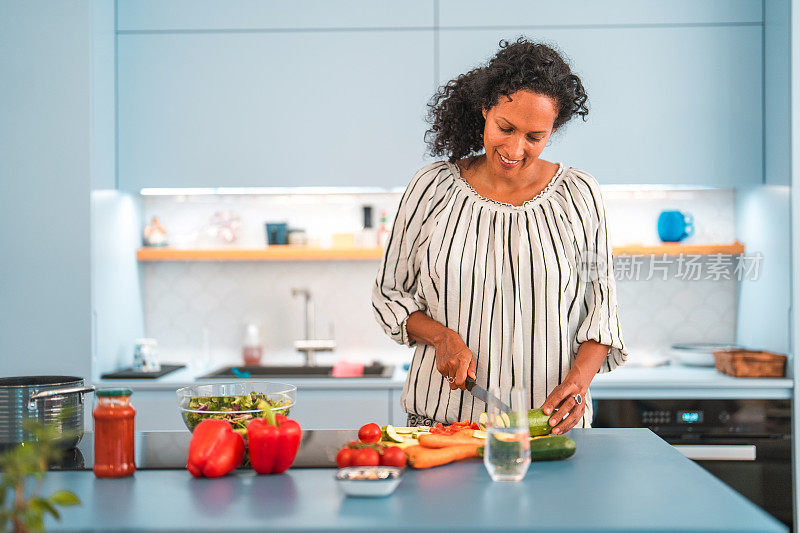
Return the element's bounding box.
[592,399,792,528]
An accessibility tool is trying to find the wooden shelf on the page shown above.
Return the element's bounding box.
[137,242,745,262]
[612,242,744,256]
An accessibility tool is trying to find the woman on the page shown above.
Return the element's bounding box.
[372,38,627,435]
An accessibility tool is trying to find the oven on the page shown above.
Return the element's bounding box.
[592,399,792,528]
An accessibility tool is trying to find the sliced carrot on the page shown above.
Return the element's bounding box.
[404,444,481,469]
[418,428,483,448]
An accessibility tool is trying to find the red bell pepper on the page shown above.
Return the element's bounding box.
[186,419,245,478]
[247,410,302,474]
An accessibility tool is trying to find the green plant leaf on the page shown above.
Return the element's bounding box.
[30,496,60,519]
[24,507,45,531]
[50,490,81,506]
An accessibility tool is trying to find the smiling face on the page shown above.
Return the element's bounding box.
[482,90,559,177]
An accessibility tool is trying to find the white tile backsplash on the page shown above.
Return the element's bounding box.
[141,187,739,368]
[603,188,736,246]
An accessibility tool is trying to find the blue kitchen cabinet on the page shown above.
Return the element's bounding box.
[438,25,762,186]
[390,389,408,426]
[133,391,188,431]
[118,29,435,191]
[132,388,397,431]
[117,0,432,31]
[1,1,94,377]
[289,389,392,429]
[765,0,790,186]
[438,0,762,26]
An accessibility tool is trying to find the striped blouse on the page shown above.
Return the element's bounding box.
[372,160,627,427]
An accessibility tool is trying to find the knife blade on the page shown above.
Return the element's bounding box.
[465,377,512,413]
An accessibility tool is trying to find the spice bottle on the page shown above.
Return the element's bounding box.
[377,211,390,247]
[93,388,136,478]
[242,324,263,366]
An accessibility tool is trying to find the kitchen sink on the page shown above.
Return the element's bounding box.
[199,363,394,379]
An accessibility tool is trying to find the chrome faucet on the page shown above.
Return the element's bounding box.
[291,287,335,366]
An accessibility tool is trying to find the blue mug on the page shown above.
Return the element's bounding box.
[657,210,694,242]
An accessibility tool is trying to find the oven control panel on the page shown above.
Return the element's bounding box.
[593,399,790,437]
[642,409,705,425]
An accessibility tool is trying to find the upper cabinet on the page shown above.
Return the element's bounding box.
[117,1,435,191]
[438,1,763,186]
[116,0,765,189]
[764,0,790,186]
[117,0,432,31]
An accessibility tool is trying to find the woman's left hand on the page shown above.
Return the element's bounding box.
[540,367,589,435]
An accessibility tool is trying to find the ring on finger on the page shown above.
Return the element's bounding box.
[573,393,583,405]
[446,376,456,384]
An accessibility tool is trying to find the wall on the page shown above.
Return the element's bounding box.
[0,1,93,377]
[789,0,800,528]
[735,186,792,356]
[91,191,145,378]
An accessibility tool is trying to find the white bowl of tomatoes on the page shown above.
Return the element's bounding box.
[335,466,403,497]
[335,423,406,498]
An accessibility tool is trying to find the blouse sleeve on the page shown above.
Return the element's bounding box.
[371,166,437,346]
[574,177,628,373]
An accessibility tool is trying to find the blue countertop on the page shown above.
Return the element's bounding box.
[43,429,785,532]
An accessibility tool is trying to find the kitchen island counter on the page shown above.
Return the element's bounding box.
[43,429,785,532]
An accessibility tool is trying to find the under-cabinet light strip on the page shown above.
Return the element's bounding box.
[140,186,406,196]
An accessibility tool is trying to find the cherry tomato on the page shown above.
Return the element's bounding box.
[358,423,382,444]
[336,447,354,468]
[380,446,407,468]
[352,447,380,466]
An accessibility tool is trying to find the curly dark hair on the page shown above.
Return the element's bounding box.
[425,37,589,162]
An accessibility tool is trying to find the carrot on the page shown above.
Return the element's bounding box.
[418,429,483,448]
[404,444,481,469]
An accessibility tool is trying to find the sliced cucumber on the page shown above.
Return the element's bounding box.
[478,412,511,428]
[384,425,404,443]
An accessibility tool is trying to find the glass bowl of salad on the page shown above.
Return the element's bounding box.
[176,381,296,433]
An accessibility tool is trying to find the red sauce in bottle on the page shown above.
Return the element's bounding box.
[93,388,136,478]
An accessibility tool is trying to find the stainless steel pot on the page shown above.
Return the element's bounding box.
[0,376,95,449]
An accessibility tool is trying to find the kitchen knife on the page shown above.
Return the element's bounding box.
[465,377,512,413]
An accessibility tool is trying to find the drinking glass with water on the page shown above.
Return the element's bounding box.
[483,387,530,482]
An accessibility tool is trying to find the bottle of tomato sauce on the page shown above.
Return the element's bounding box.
[93,388,136,478]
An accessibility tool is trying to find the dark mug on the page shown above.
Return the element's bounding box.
[657,210,694,242]
[265,222,288,245]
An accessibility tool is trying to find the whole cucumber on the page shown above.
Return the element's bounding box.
[531,435,576,461]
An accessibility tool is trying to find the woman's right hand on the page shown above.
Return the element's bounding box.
[434,330,477,391]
